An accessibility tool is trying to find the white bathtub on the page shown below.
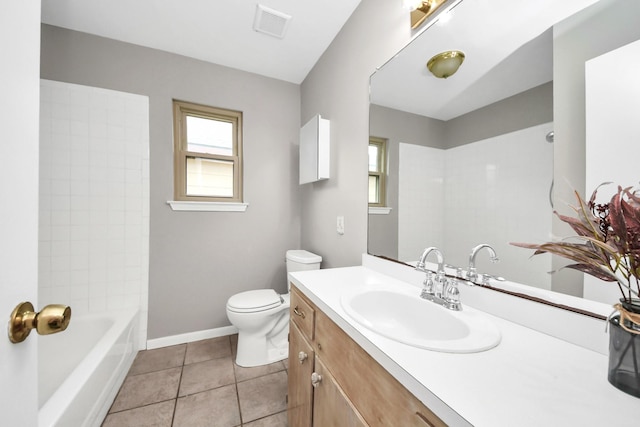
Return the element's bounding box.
[38,309,140,427]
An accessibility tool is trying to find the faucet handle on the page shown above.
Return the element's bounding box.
[421,272,435,297]
[445,279,458,299]
[479,273,496,286]
[444,279,462,310]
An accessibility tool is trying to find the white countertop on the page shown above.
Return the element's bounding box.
[290,265,640,427]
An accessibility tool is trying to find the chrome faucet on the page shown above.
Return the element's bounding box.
[415,247,461,310]
[467,244,499,283]
[416,246,445,280]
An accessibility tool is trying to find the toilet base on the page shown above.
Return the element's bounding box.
[235,331,288,367]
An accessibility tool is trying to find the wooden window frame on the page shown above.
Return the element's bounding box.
[368,136,387,208]
[173,100,243,203]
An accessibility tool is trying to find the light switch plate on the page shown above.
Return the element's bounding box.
[337,216,345,235]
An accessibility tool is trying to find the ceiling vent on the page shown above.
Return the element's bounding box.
[253,4,292,39]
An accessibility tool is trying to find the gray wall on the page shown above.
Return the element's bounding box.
[40,25,301,339]
[446,82,553,148]
[300,0,413,268]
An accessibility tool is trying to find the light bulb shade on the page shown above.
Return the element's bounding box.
[427,50,465,78]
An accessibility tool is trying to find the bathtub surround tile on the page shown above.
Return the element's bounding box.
[128,344,186,375]
[102,400,175,427]
[184,336,232,364]
[179,356,236,396]
[110,367,181,412]
[173,385,241,427]
[237,371,288,423]
[39,80,149,347]
[234,360,287,383]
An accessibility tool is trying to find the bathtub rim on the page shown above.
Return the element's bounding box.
[38,308,140,427]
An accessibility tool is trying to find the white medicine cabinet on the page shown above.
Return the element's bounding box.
[299,114,330,184]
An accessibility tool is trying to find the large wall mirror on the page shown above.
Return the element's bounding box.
[368,0,640,302]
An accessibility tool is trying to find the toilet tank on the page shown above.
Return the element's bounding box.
[286,250,322,275]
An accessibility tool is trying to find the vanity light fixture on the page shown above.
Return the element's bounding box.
[403,0,448,30]
[427,50,465,78]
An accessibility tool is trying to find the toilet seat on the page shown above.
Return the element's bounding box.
[227,289,283,313]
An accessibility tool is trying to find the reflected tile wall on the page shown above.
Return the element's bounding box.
[398,143,445,261]
[39,80,149,346]
[398,123,553,289]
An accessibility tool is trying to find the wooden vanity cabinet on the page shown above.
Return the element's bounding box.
[312,356,368,427]
[288,321,314,427]
[288,285,447,427]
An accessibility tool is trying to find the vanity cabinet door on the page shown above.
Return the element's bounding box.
[315,310,446,427]
[312,357,369,427]
[288,321,314,427]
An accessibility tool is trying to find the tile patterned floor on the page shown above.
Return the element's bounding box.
[102,335,289,427]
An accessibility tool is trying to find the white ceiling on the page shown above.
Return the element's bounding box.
[370,0,600,121]
[41,0,362,84]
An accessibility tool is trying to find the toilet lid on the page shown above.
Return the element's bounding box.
[227,289,282,313]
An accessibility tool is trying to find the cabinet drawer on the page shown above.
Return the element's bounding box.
[315,310,447,427]
[291,286,315,341]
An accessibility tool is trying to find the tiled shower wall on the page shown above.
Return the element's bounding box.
[399,123,553,290]
[397,143,445,261]
[39,80,149,342]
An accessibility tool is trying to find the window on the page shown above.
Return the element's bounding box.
[173,100,243,203]
[368,136,387,207]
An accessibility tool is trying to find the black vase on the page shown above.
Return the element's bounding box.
[608,313,640,398]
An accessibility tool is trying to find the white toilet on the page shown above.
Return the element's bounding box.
[226,249,322,367]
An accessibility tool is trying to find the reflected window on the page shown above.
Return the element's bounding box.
[173,100,243,202]
[368,136,387,207]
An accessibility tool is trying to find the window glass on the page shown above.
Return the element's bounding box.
[186,157,234,197]
[368,137,387,207]
[186,115,233,156]
[173,100,243,203]
[368,145,379,172]
[368,175,380,204]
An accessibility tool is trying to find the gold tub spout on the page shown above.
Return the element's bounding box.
[8,302,72,343]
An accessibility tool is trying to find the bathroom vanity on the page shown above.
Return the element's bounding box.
[288,285,445,427]
[287,256,640,426]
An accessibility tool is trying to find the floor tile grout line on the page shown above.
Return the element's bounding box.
[235,381,244,426]
[104,334,289,426]
[106,397,178,415]
[235,367,288,384]
[126,363,184,379]
[230,335,245,426]
[170,360,184,426]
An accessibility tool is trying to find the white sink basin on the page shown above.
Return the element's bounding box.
[341,283,501,353]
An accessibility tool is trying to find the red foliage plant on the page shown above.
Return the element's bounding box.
[512,183,640,303]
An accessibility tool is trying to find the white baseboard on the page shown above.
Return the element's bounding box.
[146,325,239,350]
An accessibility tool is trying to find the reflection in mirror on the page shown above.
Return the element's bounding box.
[368,0,640,299]
[368,137,388,208]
